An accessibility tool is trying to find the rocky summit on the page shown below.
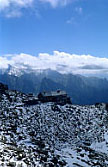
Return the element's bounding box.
[0,84,108,166]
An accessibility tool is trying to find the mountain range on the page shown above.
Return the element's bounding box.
[0,65,108,105]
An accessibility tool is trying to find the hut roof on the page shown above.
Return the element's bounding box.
[41,90,67,97]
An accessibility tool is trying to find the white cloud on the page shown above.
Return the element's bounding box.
[66,17,76,24]
[0,0,73,11]
[0,0,78,18]
[5,10,22,18]
[0,0,34,17]
[75,7,82,14]
[0,0,10,10]
[66,6,83,24]
[1,51,108,78]
[40,0,71,8]
[0,56,10,69]
[0,0,34,10]
[0,0,76,18]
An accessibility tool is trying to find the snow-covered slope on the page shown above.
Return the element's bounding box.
[0,63,53,77]
[0,88,108,166]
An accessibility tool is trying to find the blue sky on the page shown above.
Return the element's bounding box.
[0,0,108,58]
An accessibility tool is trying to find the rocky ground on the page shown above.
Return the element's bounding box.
[0,87,108,166]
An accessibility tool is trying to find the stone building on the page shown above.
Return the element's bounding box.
[38,90,71,105]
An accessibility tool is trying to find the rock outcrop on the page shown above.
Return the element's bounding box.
[0,84,108,166]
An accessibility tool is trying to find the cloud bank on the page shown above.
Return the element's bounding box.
[1,51,108,78]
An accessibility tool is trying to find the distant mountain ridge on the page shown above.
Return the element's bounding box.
[0,67,108,104]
